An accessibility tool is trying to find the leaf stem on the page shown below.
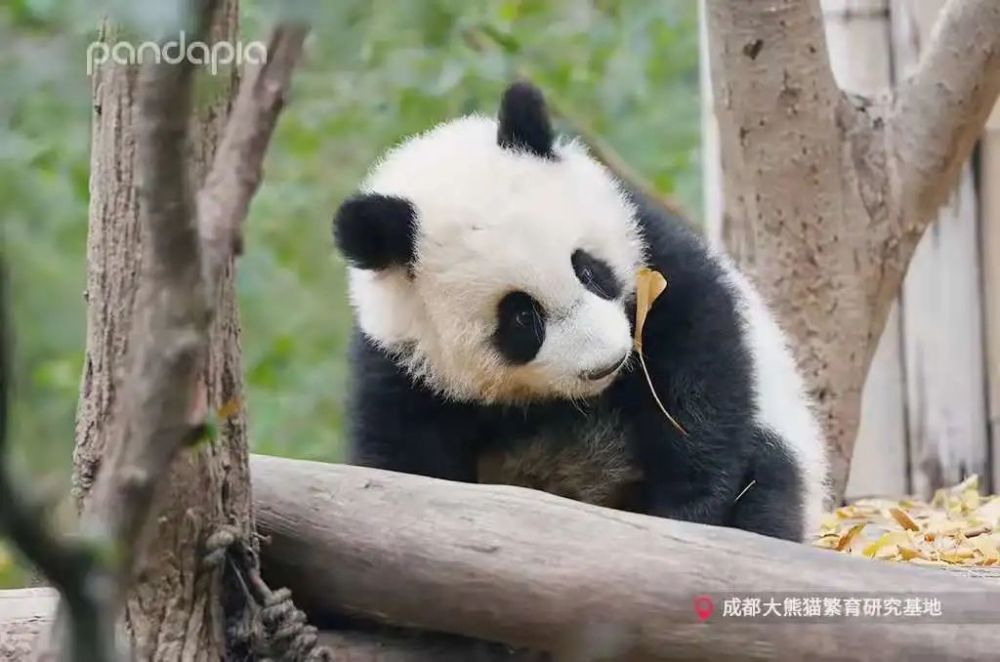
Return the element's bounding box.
[637,350,688,436]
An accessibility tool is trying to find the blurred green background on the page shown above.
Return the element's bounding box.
[0,0,701,586]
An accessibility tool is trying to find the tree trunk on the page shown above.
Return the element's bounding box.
[707,0,873,501]
[72,5,251,658]
[817,0,909,500]
[704,0,1000,501]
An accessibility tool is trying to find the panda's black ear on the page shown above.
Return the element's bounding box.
[332,193,417,271]
[497,81,555,159]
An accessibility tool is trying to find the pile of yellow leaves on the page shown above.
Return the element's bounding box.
[814,475,1000,567]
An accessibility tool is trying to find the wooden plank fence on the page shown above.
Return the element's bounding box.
[984,98,1000,488]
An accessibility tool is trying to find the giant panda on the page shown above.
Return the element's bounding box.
[332,81,828,542]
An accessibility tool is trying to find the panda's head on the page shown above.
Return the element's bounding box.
[333,82,645,404]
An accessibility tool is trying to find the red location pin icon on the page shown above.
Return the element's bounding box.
[693,595,714,621]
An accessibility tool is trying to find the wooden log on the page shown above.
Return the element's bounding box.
[9,457,1000,659]
[0,589,52,661]
[0,589,534,662]
[251,455,1000,661]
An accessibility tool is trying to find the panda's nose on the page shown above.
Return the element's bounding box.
[581,353,628,381]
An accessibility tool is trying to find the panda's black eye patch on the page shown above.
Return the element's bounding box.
[572,249,620,300]
[494,291,546,364]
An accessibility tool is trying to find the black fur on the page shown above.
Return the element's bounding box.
[333,193,417,271]
[572,249,621,300]
[496,82,556,159]
[344,197,804,542]
[493,291,546,364]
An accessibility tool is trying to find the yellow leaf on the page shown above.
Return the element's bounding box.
[955,474,980,494]
[889,507,920,531]
[836,523,865,551]
[859,538,882,558]
[634,268,666,352]
[216,397,242,420]
[633,268,687,436]
[863,531,909,558]
[971,535,1000,562]
[835,505,862,520]
[962,524,991,538]
[924,520,963,538]
[974,497,1000,526]
[961,489,980,514]
[940,549,975,564]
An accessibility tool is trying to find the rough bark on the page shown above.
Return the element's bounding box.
[71,5,250,659]
[705,0,1000,500]
[821,0,907,501]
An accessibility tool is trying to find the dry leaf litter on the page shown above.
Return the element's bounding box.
[814,475,1000,567]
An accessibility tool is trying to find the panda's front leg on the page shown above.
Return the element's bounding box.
[346,334,481,482]
[631,420,806,541]
[640,468,740,528]
[628,419,750,528]
[725,430,806,541]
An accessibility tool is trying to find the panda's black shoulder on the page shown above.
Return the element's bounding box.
[346,330,454,422]
[629,195,731,309]
[344,328,489,480]
[625,193,755,413]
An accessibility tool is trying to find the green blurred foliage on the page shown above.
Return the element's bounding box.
[1,0,700,586]
[0,541,19,587]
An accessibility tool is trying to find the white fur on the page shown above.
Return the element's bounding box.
[348,115,645,403]
[716,254,830,534]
